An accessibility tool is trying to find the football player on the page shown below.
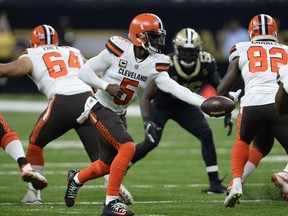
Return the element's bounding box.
[217,14,288,207]
[129,28,229,194]
[0,24,132,205]
[272,60,288,200]
[63,13,206,216]
[0,114,47,190]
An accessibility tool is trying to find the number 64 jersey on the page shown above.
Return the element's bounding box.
[229,40,288,107]
[19,45,92,100]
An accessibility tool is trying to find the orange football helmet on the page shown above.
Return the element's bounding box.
[30,24,59,48]
[128,13,166,54]
[248,14,278,41]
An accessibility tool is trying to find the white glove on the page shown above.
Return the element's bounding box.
[229,89,242,102]
[77,96,98,124]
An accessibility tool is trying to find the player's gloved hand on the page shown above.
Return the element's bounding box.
[224,112,233,136]
[143,117,159,143]
[229,89,242,102]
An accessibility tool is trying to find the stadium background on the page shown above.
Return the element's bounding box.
[0,0,287,93]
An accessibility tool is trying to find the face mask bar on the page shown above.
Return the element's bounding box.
[176,47,200,67]
[139,25,166,54]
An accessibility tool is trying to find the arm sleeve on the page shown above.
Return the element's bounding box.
[155,72,205,107]
[78,49,111,90]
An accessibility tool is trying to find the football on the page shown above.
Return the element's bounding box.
[200,95,235,117]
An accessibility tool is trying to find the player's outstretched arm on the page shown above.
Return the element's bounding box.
[0,58,32,78]
[155,72,205,107]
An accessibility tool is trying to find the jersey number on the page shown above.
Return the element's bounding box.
[248,46,287,73]
[114,78,139,105]
[42,51,81,79]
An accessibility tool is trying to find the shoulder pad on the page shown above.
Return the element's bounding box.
[228,44,238,62]
[200,50,213,57]
[154,54,170,72]
[105,36,130,57]
[18,49,29,59]
[229,45,237,56]
[228,42,248,62]
[200,51,215,61]
[67,46,80,52]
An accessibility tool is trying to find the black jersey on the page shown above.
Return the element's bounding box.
[154,51,221,106]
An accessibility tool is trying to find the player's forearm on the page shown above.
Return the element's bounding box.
[156,75,205,106]
[78,64,109,90]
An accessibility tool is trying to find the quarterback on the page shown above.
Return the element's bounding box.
[64,13,206,216]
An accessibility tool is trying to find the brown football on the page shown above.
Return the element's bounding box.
[200,96,235,117]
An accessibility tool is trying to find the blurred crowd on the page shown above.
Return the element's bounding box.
[1,10,286,92]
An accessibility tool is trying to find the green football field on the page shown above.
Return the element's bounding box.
[0,96,287,216]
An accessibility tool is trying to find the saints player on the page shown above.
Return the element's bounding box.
[64,14,207,216]
[130,28,229,194]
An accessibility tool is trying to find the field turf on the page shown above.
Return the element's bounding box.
[0,96,287,215]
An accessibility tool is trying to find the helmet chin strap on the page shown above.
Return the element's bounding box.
[142,41,158,55]
[139,25,158,55]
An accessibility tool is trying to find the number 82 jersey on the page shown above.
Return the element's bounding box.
[229,40,288,106]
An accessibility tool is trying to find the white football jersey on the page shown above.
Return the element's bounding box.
[19,45,92,100]
[229,40,288,106]
[277,64,288,93]
[88,36,170,115]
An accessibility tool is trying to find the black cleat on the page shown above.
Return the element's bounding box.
[202,179,227,194]
[102,199,134,216]
[64,169,82,207]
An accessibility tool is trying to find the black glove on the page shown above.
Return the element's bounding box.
[143,117,158,143]
[224,113,233,136]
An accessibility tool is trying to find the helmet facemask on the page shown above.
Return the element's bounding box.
[129,13,166,55]
[176,47,200,68]
[139,25,166,55]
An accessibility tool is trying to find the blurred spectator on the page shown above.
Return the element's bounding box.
[217,20,249,60]
[58,16,75,46]
[0,11,17,89]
